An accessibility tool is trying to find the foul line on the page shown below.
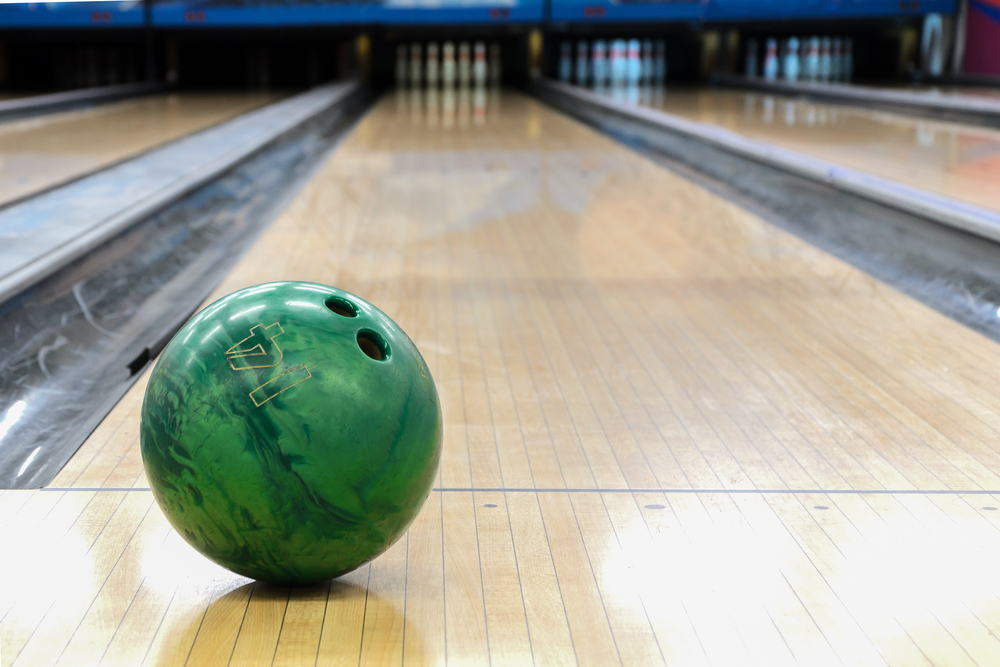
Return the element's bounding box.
[34,486,1000,495]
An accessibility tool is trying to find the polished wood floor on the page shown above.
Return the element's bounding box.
[623,86,1000,215]
[0,91,282,207]
[5,88,1000,666]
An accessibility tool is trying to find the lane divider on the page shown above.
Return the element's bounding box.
[536,78,1000,245]
[713,72,1000,121]
[0,81,167,121]
[0,80,363,306]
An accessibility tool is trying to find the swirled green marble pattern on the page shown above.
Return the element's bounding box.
[139,282,442,584]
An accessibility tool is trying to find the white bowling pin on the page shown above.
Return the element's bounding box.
[819,37,831,82]
[489,43,502,86]
[783,37,799,82]
[473,41,488,86]
[426,42,439,87]
[592,40,608,87]
[610,39,627,86]
[396,44,407,85]
[745,39,758,77]
[576,40,589,86]
[559,40,572,82]
[626,39,641,85]
[763,38,778,81]
[654,39,667,84]
[458,42,471,86]
[807,36,820,82]
[442,42,456,87]
[921,13,945,77]
[641,39,653,84]
[410,43,422,87]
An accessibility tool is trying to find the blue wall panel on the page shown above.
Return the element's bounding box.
[152,0,542,26]
[554,0,956,24]
[0,0,955,29]
[549,0,700,24]
[0,1,145,27]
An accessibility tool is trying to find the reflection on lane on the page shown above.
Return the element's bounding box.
[394,84,501,129]
[589,84,1000,215]
[889,84,1000,101]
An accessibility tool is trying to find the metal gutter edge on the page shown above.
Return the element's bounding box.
[0,80,363,306]
[713,73,1000,121]
[0,81,169,120]
[535,78,1000,245]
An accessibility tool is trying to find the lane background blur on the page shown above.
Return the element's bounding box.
[0,0,997,92]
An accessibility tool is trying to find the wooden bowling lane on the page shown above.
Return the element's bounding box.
[0,91,283,207]
[622,86,1000,216]
[8,88,1000,665]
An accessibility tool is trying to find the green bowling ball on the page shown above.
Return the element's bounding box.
[139,282,442,584]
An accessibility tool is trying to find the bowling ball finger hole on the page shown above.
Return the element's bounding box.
[325,296,359,318]
[357,329,390,362]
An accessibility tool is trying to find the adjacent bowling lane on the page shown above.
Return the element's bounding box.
[0,91,284,206]
[9,88,1000,665]
[596,85,1000,214]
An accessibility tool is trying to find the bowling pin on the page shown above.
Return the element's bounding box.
[458,42,471,86]
[592,40,608,87]
[610,39,627,86]
[641,39,653,85]
[783,37,799,82]
[442,42,456,87]
[843,38,853,82]
[654,39,667,84]
[819,37,831,83]
[921,14,945,77]
[410,42,422,87]
[745,39,758,77]
[559,41,572,82]
[576,40,589,86]
[831,38,842,82]
[473,41,488,86]
[396,44,408,85]
[806,36,820,82]
[626,39,641,85]
[426,42,440,87]
[763,38,778,81]
[489,42,502,86]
